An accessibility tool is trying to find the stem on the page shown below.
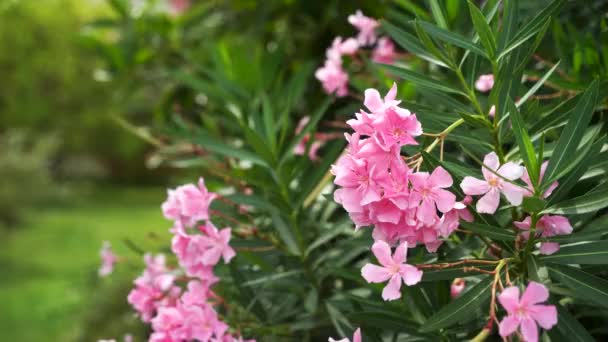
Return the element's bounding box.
[455,67,485,116]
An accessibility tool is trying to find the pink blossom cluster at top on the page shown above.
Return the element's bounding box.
[331,83,474,300]
[124,178,253,342]
[315,10,396,97]
[498,282,557,342]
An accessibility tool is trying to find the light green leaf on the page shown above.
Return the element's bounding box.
[548,263,608,309]
[517,61,561,107]
[459,221,516,241]
[543,80,599,184]
[378,64,466,96]
[543,182,608,215]
[541,241,608,264]
[508,98,539,186]
[429,0,448,29]
[467,0,496,58]
[420,276,493,332]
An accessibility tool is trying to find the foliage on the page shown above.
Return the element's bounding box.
[87,0,608,341]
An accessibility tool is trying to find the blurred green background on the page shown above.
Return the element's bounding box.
[1,0,607,340]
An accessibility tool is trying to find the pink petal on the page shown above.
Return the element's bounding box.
[361,264,391,283]
[353,328,362,342]
[364,88,384,112]
[392,241,409,264]
[476,189,500,214]
[498,162,524,180]
[498,315,520,337]
[428,166,453,188]
[460,177,490,195]
[417,199,437,225]
[530,304,558,330]
[498,286,521,313]
[382,274,402,301]
[539,242,560,255]
[409,171,428,189]
[222,246,236,263]
[521,318,539,342]
[433,189,456,213]
[501,182,524,206]
[371,240,393,267]
[385,83,397,102]
[482,152,500,174]
[400,264,423,285]
[521,281,549,305]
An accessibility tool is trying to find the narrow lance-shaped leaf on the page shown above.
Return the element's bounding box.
[517,61,561,107]
[415,20,488,58]
[508,98,539,186]
[467,0,496,58]
[543,181,608,215]
[541,241,608,265]
[429,0,448,29]
[547,304,595,342]
[381,20,449,68]
[459,221,516,241]
[420,276,494,332]
[378,64,466,96]
[548,263,608,309]
[543,79,599,184]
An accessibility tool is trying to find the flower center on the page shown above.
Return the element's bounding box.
[389,263,400,274]
[393,127,403,137]
[488,177,500,188]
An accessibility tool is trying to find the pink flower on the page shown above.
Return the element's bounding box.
[99,241,117,277]
[498,282,557,342]
[329,327,362,342]
[315,60,349,97]
[372,37,397,64]
[475,74,494,92]
[199,223,236,265]
[450,278,465,298]
[332,155,387,209]
[364,83,422,150]
[327,37,359,63]
[439,196,474,237]
[409,167,456,225]
[361,241,423,301]
[521,161,559,198]
[514,215,572,255]
[162,178,217,227]
[460,152,525,214]
[348,10,379,46]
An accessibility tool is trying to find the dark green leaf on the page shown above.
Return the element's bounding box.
[271,212,301,256]
[381,20,449,68]
[517,62,561,107]
[417,21,488,58]
[421,265,495,282]
[543,182,608,215]
[522,196,547,213]
[541,241,608,265]
[467,0,496,58]
[508,98,539,186]
[378,64,466,96]
[547,304,595,342]
[459,221,516,241]
[548,263,608,309]
[420,276,493,332]
[429,0,448,29]
[543,80,599,184]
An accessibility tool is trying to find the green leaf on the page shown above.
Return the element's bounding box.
[544,230,607,243]
[280,97,331,163]
[429,0,448,29]
[381,20,449,68]
[229,260,267,320]
[541,241,608,265]
[378,64,466,96]
[548,135,606,204]
[522,196,547,213]
[517,62,561,107]
[348,311,424,335]
[508,98,539,186]
[261,93,276,148]
[498,0,565,60]
[414,20,453,67]
[326,302,353,337]
[271,211,301,256]
[467,0,496,58]
[459,221,516,241]
[548,263,608,309]
[416,21,488,58]
[420,276,493,332]
[543,182,608,215]
[543,80,599,184]
[421,265,495,282]
[496,0,518,51]
[547,304,595,342]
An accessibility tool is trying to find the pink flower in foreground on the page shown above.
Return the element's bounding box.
[348,10,379,46]
[361,241,422,301]
[162,178,217,227]
[514,215,572,255]
[329,327,362,342]
[409,167,456,225]
[364,83,422,150]
[460,152,524,214]
[475,74,494,92]
[199,223,236,265]
[99,241,117,277]
[372,37,397,64]
[450,278,465,298]
[498,282,557,342]
[521,161,559,198]
[315,60,349,97]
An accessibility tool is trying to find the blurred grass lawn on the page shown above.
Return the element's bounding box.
[0,186,171,341]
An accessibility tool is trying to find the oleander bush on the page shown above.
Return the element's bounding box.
[91,1,608,341]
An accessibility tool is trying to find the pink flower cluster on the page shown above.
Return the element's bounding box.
[316,10,396,97]
[331,84,474,300]
[498,282,557,342]
[514,215,572,255]
[125,178,253,342]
